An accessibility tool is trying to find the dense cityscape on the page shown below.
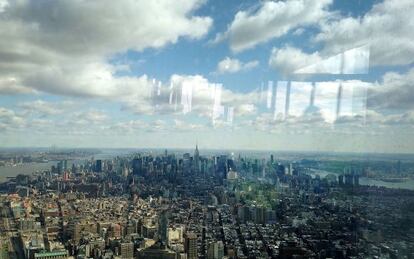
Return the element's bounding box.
[1,0,414,258]
[0,148,413,259]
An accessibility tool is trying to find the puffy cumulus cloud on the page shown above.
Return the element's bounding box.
[383,112,414,126]
[269,44,371,75]
[233,75,414,135]
[247,111,330,133]
[0,107,14,118]
[244,109,401,137]
[150,119,167,131]
[108,119,206,133]
[368,68,414,111]
[1,103,118,134]
[23,61,155,98]
[235,104,256,116]
[269,46,322,75]
[268,0,414,73]
[216,57,258,74]
[17,99,114,126]
[0,107,25,130]
[173,119,205,131]
[1,102,208,136]
[171,74,259,117]
[0,106,140,136]
[2,0,212,57]
[74,110,108,124]
[108,119,206,134]
[170,74,213,116]
[123,74,258,118]
[334,109,414,130]
[214,0,332,52]
[315,0,414,66]
[109,120,148,133]
[19,99,74,116]
[0,0,212,97]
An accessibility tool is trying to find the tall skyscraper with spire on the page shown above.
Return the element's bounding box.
[194,144,200,173]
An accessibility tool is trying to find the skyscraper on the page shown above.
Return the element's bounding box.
[95,160,102,173]
[120,242,134,259]
[217,155,228,181]
[132,157,142,176]
[207,241,224,259]
[338,174,344,185]
[354,174,360,186]
[158,211,168,244]
[185,232,197,259]
[194,144,200,173]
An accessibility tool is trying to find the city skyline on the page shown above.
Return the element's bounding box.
[0,0,414,153]
[1,147,413,258]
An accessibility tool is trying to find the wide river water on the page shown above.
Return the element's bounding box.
[0,150,124,182]
[309,169,414,191]
[0,162,57,182]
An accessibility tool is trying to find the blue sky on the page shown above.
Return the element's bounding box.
[111,0,385,90]
[0,0,413,152]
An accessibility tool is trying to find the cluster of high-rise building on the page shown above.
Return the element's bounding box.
[0,147,413,258]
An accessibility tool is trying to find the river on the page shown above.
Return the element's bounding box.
[0,162,56,182]
[0,149,134,182]
[308,169,414,191]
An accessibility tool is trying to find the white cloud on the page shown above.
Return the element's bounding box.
[216,0,332,52]
[2,0,212,57]
[123,74,258,119]
[235,104,256,116]
[295,45,370,75]
[0,0,212,97]
[108,120,149,134]
[368,68,414,111]
[19,100,74,116]
[0,107,14,118]
[0,0,8,12]
[268,0,414,74]
[150,120,167,131]
[74,110,108,124]
[0,77,33,95]
[173,119,206,131]
[0,107,25,130]
[269,46,322,75]
[172,74,259,118]
[243,107,414,137]
[314,0,414,66]
[292,28,305,36]
[216,57,259,74]
[24,61,154,98]
[269,44,371,75]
